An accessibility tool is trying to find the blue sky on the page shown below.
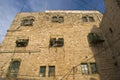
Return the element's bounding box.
[0,0,105,43]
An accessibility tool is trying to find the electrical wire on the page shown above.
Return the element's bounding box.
[0,0,118,80]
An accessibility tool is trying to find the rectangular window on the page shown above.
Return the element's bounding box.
[40,66,46,77]
[82,16,88,22]
[48,66,55,77]
[81,63,89,74]
[16,39,29,47]
[21,19,34,26]
[51,16,64,23]
[21,16,34,26]
[50,37,64,47]
[89,17,95,22]
[90,63,97,74]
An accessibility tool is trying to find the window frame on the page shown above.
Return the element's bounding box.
[81,63,89,75]
[16,39,29,47]
[21,16,35,26]
[48,66,55,77]
[88,16,95,22]
[82,16,88,22]
[90,63,98,74]
[7,60,21,77]
[51,16,58,22]
[51,16,64,23]
[39,66,46,77]
[49,37,64,47]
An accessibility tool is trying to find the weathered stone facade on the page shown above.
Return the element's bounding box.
[98,0,120,80]
[0,11,103,80]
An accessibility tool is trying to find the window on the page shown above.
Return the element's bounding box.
[40,66,46,77]
[87,33,104,44]
[58,16,64,23]
[52,16,58,22]
[82,16,88,22]
[21,19,34,26]
[7,60,20,77]
[51,16,64,23]
[16,39,29,47]
[21,16,35,26]
[82,16,95,22]
[90,63,97,74]
[48,66,55,77]
[50,38,64,47]
[116,0,120,8]
[81,63,98,75]
[89,17,95,22]
[81,63,89,74]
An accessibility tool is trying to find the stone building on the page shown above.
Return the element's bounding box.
[0,10,103,80]
[98,0,120,80]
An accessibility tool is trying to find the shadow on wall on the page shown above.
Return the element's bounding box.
[90,78,97,80]
[88,25,118,80]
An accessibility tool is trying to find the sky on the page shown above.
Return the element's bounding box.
[0,0,105,43]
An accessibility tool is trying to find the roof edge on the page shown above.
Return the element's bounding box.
[45,10,101,13]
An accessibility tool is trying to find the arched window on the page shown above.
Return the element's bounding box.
[58,16,64,23]
[7,60,20,77]
[51,16,58,22]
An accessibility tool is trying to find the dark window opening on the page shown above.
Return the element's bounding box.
[16,39,29,47]
[82,16,88,22]
[6,60,20,77]
[90,63,98,74]
[48,66,55,77]
[21,19,34,26]
[87,33,104,44]
[50,38,64,47]
[40,66,46,77]
[116,0,120,8]
[109,28,113,33]
[89,17,95,22]
[81,63,89,75]
[51,16,64,23]
[52,16,58,22]
[58,16,64,23]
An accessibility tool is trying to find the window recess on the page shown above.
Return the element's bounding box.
[6,60,21,78]
[87,33,104,44]
[21,16,35,26]
[51,16,64,23]
[50,37,64,47]
[16,39,29,47]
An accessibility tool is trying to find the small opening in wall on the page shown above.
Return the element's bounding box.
[112,56,115,59]
[114,62,118,66]
[109,28,113,33]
